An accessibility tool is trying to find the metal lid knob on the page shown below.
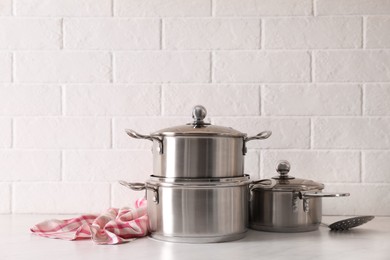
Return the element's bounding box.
[274,160,294,179]
[192,105,207,126]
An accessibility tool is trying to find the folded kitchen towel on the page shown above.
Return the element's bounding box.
[30,198,148,245]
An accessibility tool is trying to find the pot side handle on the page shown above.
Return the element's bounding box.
[249,179,277,201]
[119,180,160,204]
[125,129,164,154]
[245,131,272,143]
[243,131,272,155]
[119,180,146,191]
[249,179,277,191]
[300,191,350,199]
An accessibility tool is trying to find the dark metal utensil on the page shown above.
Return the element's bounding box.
[325,216,375,231]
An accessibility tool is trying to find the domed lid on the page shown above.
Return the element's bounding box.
[151,105,246,137]
[254,160,324,192]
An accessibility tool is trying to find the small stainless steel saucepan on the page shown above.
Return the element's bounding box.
[249,160,350,232]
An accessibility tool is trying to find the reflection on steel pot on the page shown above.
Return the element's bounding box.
[125,105,271,178]
[120,175,250,243]
[249,160,350,232]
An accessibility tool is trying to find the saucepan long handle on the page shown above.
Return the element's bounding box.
[300,191,350,199]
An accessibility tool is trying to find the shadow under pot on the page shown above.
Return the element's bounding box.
[120,175,250,243]
[249,160,350,233]
[125,105,271,178]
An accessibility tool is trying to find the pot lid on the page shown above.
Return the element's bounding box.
[253,160,324,192]
[151,105,246,137]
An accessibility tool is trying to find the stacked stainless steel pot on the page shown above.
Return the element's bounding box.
[120,105,271,243]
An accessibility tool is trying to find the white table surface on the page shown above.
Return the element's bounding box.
[1,215,389,260]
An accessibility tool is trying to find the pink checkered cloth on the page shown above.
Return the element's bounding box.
[30,198,148,245]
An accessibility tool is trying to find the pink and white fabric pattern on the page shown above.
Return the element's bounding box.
[30,198,148,245]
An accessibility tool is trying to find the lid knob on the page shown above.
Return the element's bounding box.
[276,160,291,178]
[192,105,207,125]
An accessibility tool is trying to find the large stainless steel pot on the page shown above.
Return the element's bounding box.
[126,105,271,178]
[120,175,250,243]
[249,161,350,232]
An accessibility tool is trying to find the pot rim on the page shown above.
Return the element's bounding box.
[150,131,246,138]
[148,174,250,187]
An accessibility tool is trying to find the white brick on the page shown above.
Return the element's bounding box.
[63,150,152,181]
[162,85,260,116]
[263,84,361,116]
[214,51,310,83]
[366,17,390,48]
[13,182,110,214]
[313,118,390,149]
[0,119,11,148]
[14,0,112,16]
[113,117,188,149]
[0,0,12,15]
[364,84,390,115]
[114,0,211,17]
[0,183,10,213]
[14,118,111,149]
[164,18,260,50]
[111,182,146,208]
[0,85,61,115]
[115,52,210,83]
[323,184,390,216]
[64,19,160,50]
[65,85,160,116]
[261,151,360,183]
[15,52,111,83]
[315,51,390,82]
[212,118,310,149]
[363,152,390,183]
[246,151,260,180]
[0,53,11,82]
[0,151,61,181]
[216,0,311,16]
[316,0,390,15]
[264,17,362,49]
[0,19,61,50]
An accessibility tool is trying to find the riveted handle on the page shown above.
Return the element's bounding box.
[245,131,272,142]
[299,191,350,199]
[249,179,276,191]
[243,131,272,155]
[119,180,160,204]
[125,129,163,154]
[119,181,146,191]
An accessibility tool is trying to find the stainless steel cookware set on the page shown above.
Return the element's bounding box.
[121,105,352,243]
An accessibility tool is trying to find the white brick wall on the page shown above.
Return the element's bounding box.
[263,17,362,49]
[15,52,111,83]
[214,51,310,82]
[114,51,210,83]
[114,0,211,17]
[0,18,61,49]
[1,0,390,216]
[64,19,160,50]
[0,52,12,82]
[14,0,112,16]
[164,18,261,49]
[0,119,12,148]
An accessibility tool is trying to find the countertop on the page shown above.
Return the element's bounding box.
[1,215,389,260]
